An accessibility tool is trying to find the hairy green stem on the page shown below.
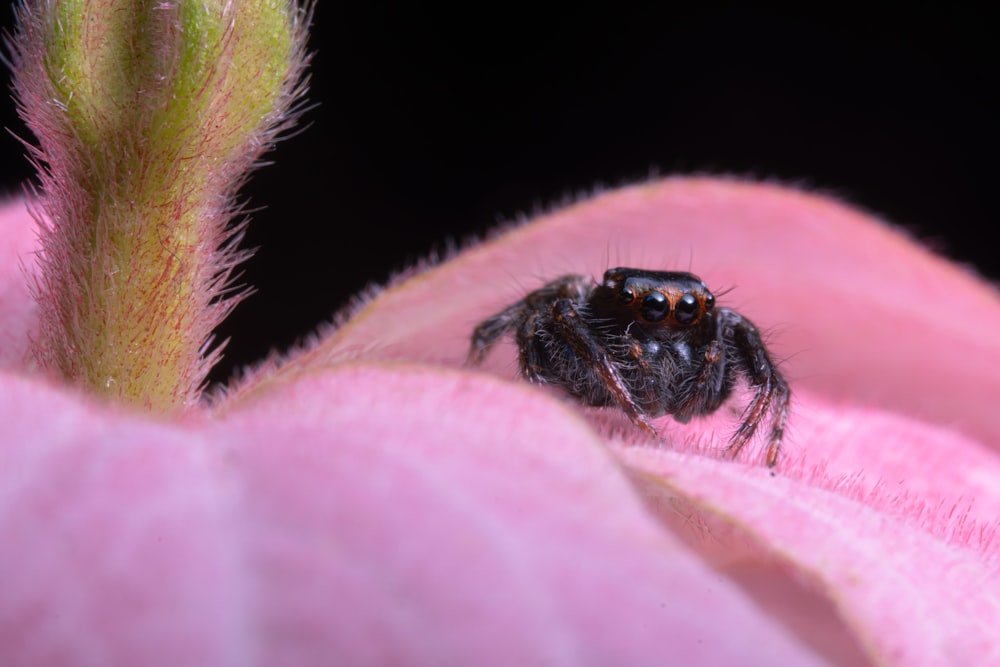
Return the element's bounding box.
[11,0,310,410]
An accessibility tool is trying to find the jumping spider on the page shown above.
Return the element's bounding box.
[468,267,790,467]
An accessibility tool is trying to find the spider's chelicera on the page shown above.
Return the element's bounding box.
[469,267,790,467]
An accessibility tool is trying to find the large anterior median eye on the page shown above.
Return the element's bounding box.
[674,293,700,324]
[641,292,669,322]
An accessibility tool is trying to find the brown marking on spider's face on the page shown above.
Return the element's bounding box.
[594,267,716,328]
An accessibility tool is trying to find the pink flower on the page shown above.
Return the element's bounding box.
[2,178,998,666]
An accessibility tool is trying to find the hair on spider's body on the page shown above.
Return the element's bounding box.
[469,267,790,467]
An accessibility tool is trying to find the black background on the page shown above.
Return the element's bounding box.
[1,5,996,385]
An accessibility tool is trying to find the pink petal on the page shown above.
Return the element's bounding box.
[218,364,834,665]
[224,176,1000,664]
[615,408,1000,666]
[253,178,1000,451]
[0,367,837,665]
[7,177,998,666]
[0,373,247,666]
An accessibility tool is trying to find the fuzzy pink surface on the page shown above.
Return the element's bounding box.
[0,200,37,369]
[2,179,999,666]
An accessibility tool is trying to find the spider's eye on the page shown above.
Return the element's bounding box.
[619,287,636,305]
[675,294,700,324]
[704,292,715,310]
[640,292,669,322]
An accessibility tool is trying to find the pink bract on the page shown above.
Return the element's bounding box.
[2,178,999,666]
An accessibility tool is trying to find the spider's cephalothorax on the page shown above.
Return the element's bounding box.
[468,267,790,467]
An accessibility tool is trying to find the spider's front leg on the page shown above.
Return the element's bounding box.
[717,309,790,467]
[550,299,659,438]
